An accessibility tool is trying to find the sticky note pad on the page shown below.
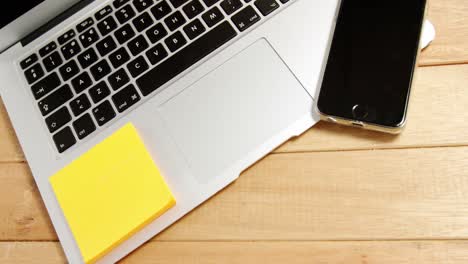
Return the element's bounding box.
[50,123,175,264]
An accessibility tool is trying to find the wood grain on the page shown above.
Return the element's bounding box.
[0,163,54,241]
[0,0,467,162]
[0,101,23,162]
[0,242,65,264]
[2,147,468,242]
[422,0,468,66]
[2,63,468,162]
[123,241,468,264]
[0,0,467,262]
[1,241,468,264]
[278,63,468,153]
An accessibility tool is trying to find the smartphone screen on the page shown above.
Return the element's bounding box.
[317,0,427,128]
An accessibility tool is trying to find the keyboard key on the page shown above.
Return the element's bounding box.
[145,43,168,65]
[45,106,72,133]
[164,11,186,31]
[31,72,61,100]
[169,0,189,8]
[20,54,38,69]
[165,31,187,52]
[92,100,116,126]
[112,84,141,113]
[146,23,168,43]
[59,60,80,81]
[116,4,136,24]
[231,5,260,32]
[70,93,92,116]
[61,39,81,60]
[24,63,44,84]
[73,113,96,140]
[95,5,113,20]
[77,17,95,33]
[128,35,149,56]
[39,41,57,57]
[133,0,154,12]
[79,28,100,48]
[90,59,112,81]
[109,47,131,68]
[43,51,63,72]
[96,36,117,57]
[113,0,131,8]
[202,6,224,27]
[38,84,74,116]
[183,19,206,39]
[202,0,219,7]
[58,29,76,45]
[89,81,111,103]
[108,68,130,90]
[137,21,237,96]
[151,0,172,20]
[127,56,149,77]
[254,0,279,16]
[71,71,93,94]
[133,12,154,32]
[183,0,205,19]
[53,127,76,153]
[78,48,99,69]
[220,0,243,15]
[97,16,118,36]
[115,24,136,44]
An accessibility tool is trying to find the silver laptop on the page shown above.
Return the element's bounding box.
[0,0,340,262]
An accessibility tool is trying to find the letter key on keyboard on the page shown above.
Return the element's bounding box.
[137,21,237,96]
[19,0,293,153]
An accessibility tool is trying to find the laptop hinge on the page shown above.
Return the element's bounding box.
[21,0,95,47]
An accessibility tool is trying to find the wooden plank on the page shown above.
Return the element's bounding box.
[2,63,468,161]
[1,241,468,264]
[421,0,468,66]
[277,63,468,153]
[0,100,23,162]
[0,163,54,241]
[123,241,468,264]
[0,0,467,161]
[0,242,64,264]
[1,147,468,241]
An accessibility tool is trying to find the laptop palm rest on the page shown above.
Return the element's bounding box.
[158,39,313,183]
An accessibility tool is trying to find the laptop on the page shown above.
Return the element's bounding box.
[0,0,340,262]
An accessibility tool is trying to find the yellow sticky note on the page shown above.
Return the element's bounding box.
[50,123,175,264]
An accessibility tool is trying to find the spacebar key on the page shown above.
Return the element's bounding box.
[137,21,237,96]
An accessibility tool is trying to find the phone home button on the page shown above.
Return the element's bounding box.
[352,104,369,120]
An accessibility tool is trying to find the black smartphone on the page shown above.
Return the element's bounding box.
[317,0,427,133]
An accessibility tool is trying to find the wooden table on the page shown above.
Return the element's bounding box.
[1,0,468,263]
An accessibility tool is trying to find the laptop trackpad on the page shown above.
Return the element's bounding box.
[158,39,312,183]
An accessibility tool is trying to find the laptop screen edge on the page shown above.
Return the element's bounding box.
[0,0,81,53]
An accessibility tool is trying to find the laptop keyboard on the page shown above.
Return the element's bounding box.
[20,0,291,154]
